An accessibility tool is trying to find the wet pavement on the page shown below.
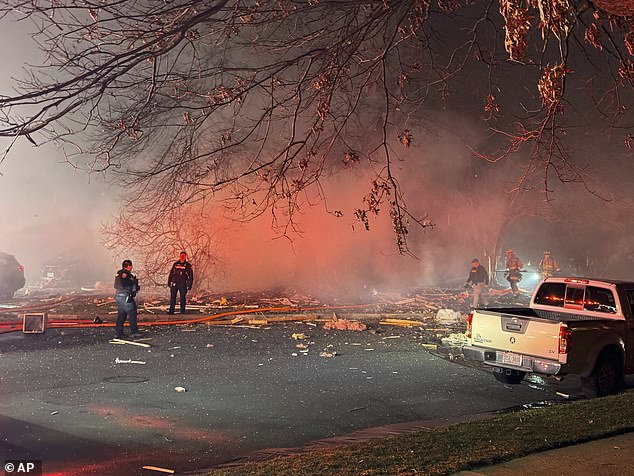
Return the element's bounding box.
[0,311,589,475]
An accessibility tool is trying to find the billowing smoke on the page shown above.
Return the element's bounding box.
[4,110,634,298]
[0,141,115,286]
[3,18,634,296]
[206,112,511,297]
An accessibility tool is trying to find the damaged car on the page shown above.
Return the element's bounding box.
[0,252,26,299]
[40,257,80,289]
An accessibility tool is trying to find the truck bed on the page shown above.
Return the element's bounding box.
[480,307,617,322]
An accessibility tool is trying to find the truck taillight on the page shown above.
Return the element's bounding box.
[466,312,473,339]
[559,325,572,354]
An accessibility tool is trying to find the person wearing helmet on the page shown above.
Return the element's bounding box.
[168,251,194,315]
[113,259,141,338]
[465,258,490,307]
[504,249,523,296]
[538,250,561,279]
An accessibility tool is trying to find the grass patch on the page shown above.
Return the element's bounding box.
[202,392,634,475]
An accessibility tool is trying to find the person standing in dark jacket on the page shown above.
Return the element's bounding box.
[113,259,140,338]
[465,258,489,308]
[168,251,194,315]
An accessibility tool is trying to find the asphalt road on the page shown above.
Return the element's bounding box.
[0,318,578,475]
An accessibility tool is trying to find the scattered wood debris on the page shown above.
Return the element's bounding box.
[142,465,175,474]
[379,318,423,327]
[324,313,367,331]
[248,319,269,325]
[109,338,151,348]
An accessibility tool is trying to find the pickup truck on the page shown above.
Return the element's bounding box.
[462,277,634,397]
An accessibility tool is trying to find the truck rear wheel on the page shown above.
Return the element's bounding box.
[493,368,526,385]
[581,351,623,398]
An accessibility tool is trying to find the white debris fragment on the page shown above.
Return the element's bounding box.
[440,333,468,346]
[174,387,187,393]
[435,308,461,324]
[115,357,146,365]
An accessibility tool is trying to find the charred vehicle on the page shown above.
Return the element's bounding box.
[0,252,26,299]
[40,257,80,289]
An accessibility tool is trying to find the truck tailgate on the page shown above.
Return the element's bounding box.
[471,310,561,360]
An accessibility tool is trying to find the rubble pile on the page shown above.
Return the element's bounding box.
[323,314,367,331]
[373,288,471,313]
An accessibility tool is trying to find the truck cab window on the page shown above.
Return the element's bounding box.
[564,286,585,310]
[534,282,565,307]
[584,286,617,314]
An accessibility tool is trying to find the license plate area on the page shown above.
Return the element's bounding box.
[501,352,522,366]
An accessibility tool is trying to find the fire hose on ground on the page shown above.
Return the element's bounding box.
[0,303,378,335]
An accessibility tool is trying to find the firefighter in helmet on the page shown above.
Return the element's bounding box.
[538,250,560,280]
[504,249,523,296]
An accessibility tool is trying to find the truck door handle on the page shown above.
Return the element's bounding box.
[505,323,522,332]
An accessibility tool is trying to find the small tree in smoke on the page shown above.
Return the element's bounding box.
[0,0,632,258]
[102,202,222,290]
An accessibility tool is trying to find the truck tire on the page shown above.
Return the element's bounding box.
[581,350,624,398]
[493,368,526,385]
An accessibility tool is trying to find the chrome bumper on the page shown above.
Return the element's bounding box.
[462,345,562,375]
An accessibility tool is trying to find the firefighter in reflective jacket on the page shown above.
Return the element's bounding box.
[168,251,194,315]
[504,249,523,296]
[538,250,560,279]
